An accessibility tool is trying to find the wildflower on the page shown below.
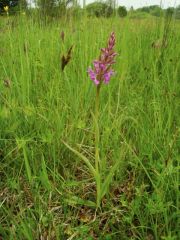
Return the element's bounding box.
[4,6,9,12]
[88,32,117,85]
[4,6,9,16]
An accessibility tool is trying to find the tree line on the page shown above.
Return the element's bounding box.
[0,0,180,19]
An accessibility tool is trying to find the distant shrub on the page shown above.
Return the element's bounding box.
[137,6,150,13]
[165,7,180,20]
[66,5,82,18]
[137,5,163,17]
[86,2,113,18]
[150,7,163,17]
[175,6,180,19]
[117,6,127,18]
[129,11,150,19]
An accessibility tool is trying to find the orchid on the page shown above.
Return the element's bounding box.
[64,32,118,208]
[88,32,117,85]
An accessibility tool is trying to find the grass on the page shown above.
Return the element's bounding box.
[0,14,179,239]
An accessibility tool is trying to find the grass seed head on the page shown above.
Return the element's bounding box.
[60,31,65,42]
[61,45,73,71]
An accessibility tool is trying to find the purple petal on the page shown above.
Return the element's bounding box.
[93,61,100,72]
[99,63,106,71]
[94,79,100,85]
[103,70,114,84]
[88,68,96,80]
[88,67,100,85]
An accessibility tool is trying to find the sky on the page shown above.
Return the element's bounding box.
[79,0,180,8]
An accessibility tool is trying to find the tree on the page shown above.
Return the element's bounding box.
[18,0,28,9]
[106,0,116,14]
[175,5,180,19]
[117,6,127,17]
[86,2,113,18]
[137,5,163,17]
[36,0,73,17]
[150,6,162,17]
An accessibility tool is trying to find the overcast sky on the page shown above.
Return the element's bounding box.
[79,0,180,8]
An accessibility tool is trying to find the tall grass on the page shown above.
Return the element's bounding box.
[0,14,179,239]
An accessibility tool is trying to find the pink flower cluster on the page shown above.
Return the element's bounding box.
[88,32,117,85]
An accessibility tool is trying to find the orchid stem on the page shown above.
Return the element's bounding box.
[95,85,100,172]
[95,85,101,208]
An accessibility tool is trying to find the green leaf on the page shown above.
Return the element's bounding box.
[65,195,96,208]
[62,140,96,178]
[39,155,51,190]
[100,160,120,199]
[22,144,32,183]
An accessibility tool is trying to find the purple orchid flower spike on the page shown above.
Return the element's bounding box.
[88,32,117,86]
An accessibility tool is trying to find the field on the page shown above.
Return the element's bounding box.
[0,14,179,239]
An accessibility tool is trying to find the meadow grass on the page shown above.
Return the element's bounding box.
[0,14,179,239]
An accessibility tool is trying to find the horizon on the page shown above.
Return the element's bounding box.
[28,0,180,9]
[81,0,180,9]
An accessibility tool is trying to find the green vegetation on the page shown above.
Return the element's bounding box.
[0,11,179,240]
[1,1,180,20]
[117,6,127,18]
[0,0,27,14]
[86,2,113,18]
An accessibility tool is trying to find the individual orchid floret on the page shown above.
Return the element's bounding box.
[88,67,100,85]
